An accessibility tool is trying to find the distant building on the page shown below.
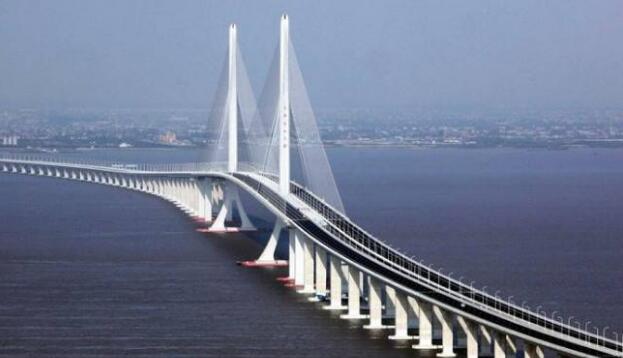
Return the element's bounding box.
[1,136,19,146]
[159,131,177,145]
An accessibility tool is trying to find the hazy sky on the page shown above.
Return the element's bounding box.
[1,0,622,110]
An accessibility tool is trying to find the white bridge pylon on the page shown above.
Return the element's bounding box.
[207,23,257,234]
[213,14,343,269]
[206,19,293,267]
[234,15,292,267]
[245,14,291,266]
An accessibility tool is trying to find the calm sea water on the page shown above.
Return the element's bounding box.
[1,147,622,356]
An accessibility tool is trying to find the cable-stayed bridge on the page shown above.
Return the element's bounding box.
[1,15,620,358]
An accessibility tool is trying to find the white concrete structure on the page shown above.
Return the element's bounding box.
[324,255,347,310]
[1,15,620,358]
[278,14,290,196]
[227,24,238,174]
[364,277,384,329]
[209,24,256,234]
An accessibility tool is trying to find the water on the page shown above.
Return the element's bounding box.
[331,147,623,332]
[1,147,622,355]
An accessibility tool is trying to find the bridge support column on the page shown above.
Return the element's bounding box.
[312,246,327,300]
[181,180,190,210]
[294,230,305,287]
[413,301,435,350]
[364,277,384,329]
[457,316,479,358]
[197,178,212,223]
[176,179,182,203]
[493,332,507,358]
[159,179,165,197]
[298,236,315,294]
[506,335,517,356]
[389,290,411,340]
[340,266,366,319]
[324,255,346,310]
[288,228,296,280]
[479,325,493,356]
[209,183,255,232]
[192,180,201,216]
[253,219,285,266]
[157,179,164,197]
[433,305,455,357]
[524,342,545,358]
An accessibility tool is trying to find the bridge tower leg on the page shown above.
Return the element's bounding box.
[209,182,255,232]
[255,219,283,263]
[278,14,290,196]
[234,14,292,267]
[227,23,238,174]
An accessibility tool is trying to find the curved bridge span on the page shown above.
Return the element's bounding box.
[1,156,621,358]
[1,14,620,358]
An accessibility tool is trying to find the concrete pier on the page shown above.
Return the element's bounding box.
[364,276,384,329]
[413,300,436,350]
[389,290,410,340]
[313,246,327,299]
[298,237,315,294]
[433,305,455,357]
[457,316,478,358]
[493,332,507,358]
[524,342,545,358]
[324,255,346,310]
[340,265,366,319]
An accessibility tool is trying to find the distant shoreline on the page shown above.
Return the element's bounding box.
[4,141,623,153]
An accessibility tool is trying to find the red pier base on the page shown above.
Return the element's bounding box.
[276,276,294,283]
[196,227,257,233]
[236,260,288,268]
